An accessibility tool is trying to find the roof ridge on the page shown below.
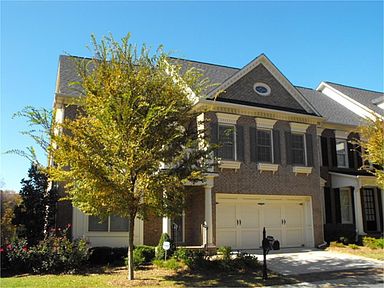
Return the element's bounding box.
[169,56,240,70]
[325,81,383,94]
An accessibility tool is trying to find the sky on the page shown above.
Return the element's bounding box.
[1,1,383,192]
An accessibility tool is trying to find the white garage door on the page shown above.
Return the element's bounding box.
[216,194,310,249]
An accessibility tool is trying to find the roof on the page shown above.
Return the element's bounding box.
[325,82,384,115]
[297,86,364,126]
[57,55,239,96]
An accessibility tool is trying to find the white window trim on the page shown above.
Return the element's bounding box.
[336,139,349,168]
[291,132,307,167]
[340,188,353,224]
[218,123,237,161]
[256,128,274,164]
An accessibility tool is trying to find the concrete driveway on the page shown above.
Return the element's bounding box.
[253,248,384,287]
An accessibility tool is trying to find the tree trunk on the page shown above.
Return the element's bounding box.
[127,213,136,280]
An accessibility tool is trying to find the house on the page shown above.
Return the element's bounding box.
[53,54,383,250]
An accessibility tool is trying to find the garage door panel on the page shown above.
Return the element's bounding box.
[217,204,236,229]
[285,204,304,227]
[241,230,260,249]
[239,205,260,228]
[217,230,237,248]
[285,229,304,247]
[263,205,282,228]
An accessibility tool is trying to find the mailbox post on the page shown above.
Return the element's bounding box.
[262,227,268,280]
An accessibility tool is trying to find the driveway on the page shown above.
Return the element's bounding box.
[253,248,384,287]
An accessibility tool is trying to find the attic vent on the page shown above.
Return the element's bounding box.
[253,82,271,96]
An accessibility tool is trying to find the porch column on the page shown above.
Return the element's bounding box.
[162,217,171,235]
[353,185,365,235]
[204,185,213,246]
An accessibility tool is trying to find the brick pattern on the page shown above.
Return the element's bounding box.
[143,214,162,246]
[184,187,205,246]
[220,64,304,111]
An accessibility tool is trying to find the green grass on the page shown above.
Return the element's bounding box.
[1,264,296,287]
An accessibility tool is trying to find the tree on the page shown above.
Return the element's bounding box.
[7,107,58,234]
[0,190,21,245]
[357,115,384,189]
[13,164,58,246]
[48,34,213,279]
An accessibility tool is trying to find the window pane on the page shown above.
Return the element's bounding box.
[340,189,352,224]
[110,215,129,232]
[336,140,347,167]
[218,125,235,160]
[291,134,305,165]
[172,215,184,243]
[256,130,272,162]
[89,216,108,231]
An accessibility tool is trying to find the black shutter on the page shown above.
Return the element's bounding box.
[324,187,332,224]
[321,136,329,167]
[356,145,363,169]
[377,189,383,233]
[249,127,257,162]
[273,130,281,164]
[330,137,337,167]
[285,132,292,165]
[347,142,355,169]
[210,122,218,157]
[306,133,314,167]
[334,188,341,224]
[236,125,244,161]
[350,187,356,225]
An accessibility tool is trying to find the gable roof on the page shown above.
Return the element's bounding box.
[206,54,320,116]
[318,81,384,116]
[297,86,363,126]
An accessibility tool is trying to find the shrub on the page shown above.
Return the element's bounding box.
[89,247,113,265]
[2,226,89,274]
[155,233,175,260]
[153,258,182,270]
[217,246,232,261]
[348,244,360,250]
[330,241,345,248]
[125,245,155,269]
[363,237,384,249]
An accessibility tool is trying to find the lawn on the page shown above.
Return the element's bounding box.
[327,245,384,261]
[1,265,298,287]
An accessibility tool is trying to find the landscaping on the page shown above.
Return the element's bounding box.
[327,237,384,261]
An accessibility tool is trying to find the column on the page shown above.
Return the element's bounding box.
[162,217,171,235]
[353,185,365,235]
[204,185,213,246]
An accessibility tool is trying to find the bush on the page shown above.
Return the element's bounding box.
[348,244,360,250]
[330,241,345,248]
[125,245,155,269]
[155,233,175,260]
[153,258,182,270]
[363,237,384,249]
[2,226,89,274]
[89,247,113,265]
[217,246,232,261]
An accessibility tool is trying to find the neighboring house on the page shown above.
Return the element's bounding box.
[53,54,382,250]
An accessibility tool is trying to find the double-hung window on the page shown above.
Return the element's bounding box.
[291,133,306,165]
[256,129,273,163]
[218,124,236,160]
[88,215,129,232]
[336,139,348,168]
[340,188,353,224]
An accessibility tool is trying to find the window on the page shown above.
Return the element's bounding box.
[88,215,129,232]
[256,129,273,162]
[218,124,236,160]
[253,82,271,96]
[340,188,353,224]
[336,139,348,168]
[172,212,185,244]
[291,134,306,165]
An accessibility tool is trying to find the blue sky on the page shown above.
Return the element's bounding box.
[1,1,383,191]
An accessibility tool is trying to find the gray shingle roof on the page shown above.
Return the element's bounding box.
[325,82,384,115]
[57,55,239,96]
[297,86,364,126]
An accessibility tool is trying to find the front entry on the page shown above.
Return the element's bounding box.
[216,194,312,250]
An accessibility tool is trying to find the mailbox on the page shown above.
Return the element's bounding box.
[262,236,280,252]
